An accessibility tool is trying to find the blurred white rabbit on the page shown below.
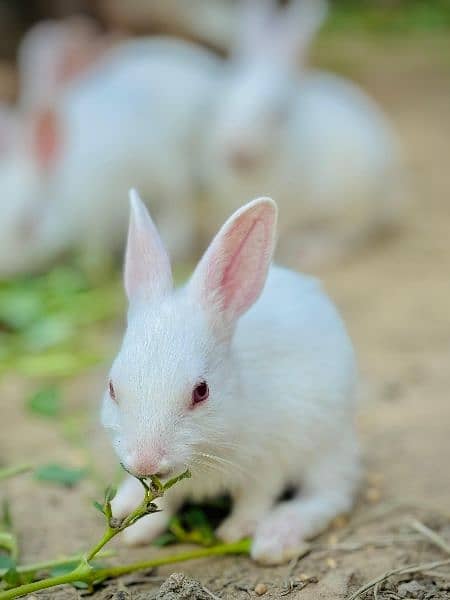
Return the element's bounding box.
[17,16,114,113]
[0,33,221,277]
[202,0,405,267]
[0,104,18,158]
[101,0,237,52]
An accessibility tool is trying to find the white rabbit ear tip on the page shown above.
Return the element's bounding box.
[249,196,278,213]
[257,196,276,206]
[129,188,141,207]
[128,189,148,217]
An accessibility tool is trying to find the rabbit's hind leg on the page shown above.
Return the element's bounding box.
[251,440,360,565]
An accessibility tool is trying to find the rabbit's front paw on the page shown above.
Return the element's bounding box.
[111,475,145,520]
[121,511,169,546]
[216,515,259,543]
[251,510,308,565]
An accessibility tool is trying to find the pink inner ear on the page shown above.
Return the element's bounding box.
[57,44,103,84]
[200,201,275,322]
[219,217,267,315]
[32,109,60,170]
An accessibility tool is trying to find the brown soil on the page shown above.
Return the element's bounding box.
[1,34,450,599]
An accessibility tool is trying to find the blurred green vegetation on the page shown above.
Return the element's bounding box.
[0,267,124,378]
[0,262,193,380]
[328,0,450,33]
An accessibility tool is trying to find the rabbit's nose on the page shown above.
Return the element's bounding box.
[125,451,165,478]
[227,146,260,172]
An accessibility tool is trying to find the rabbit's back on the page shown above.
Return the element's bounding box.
[266,71,401,228]
[40,38,222,255]
[289,71,400,213]
[233,266,357,452]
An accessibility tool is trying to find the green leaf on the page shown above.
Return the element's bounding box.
[50,561,80,576]
[0,555,14,570]
[3,565,19,586]
[0,464,32,483]
[152,532,178,547]
[1,499,12,530]
[34,464,87,488]
[162,469,191,491]
[15,351,100,377]
[26,386,62,418]
[72,580,90,589]
[93,501,104,514]
[0,532,17,558]
[104,486,117,503]
[50,563,89,589]
[23,315,75,351]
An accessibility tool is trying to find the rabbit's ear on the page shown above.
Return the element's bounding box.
[189,197,277,329]
[276,0,328,63]
[124,189,173,303]
[234,0,277,58]
[30,108,61,171]
[18,17,105,112]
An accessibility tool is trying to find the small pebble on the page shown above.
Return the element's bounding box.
[367,472,384,486]
[298,573,311,582]
[327,533,339,545]
[331,514,349,529]
[326,557,337,569]
[254,582,268,595]
[365,487,381,503]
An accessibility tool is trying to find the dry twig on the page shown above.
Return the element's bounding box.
[409,519,450,555]
[348,557,450,600]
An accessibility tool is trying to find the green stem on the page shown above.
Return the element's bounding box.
[0,533,18,562]
[95,539,251,579]
[0,565,91,600]
[0,550,114,578]
[0,465,32,483]
[0,540,251,600]
[84,529,116,563]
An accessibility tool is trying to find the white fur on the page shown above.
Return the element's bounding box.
[103,0,236,52]
[202,0,405,265]
[0,37,221,276]
[103,192,360,564]
[0,104,18,157]
[17,16,108,113]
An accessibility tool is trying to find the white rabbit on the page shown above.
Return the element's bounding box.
[0,37,221,277]
[17,16,112,113]
[202,0,405,267]
[0,18,115,276]
[103,190,360,565]
[0,104,18,158]
[102,0,236,53]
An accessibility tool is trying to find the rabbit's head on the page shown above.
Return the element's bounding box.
[102,190,277,479]
[0,108,63,277]
[18,16,107,113]
[0,16,109,278]
[210,0,327,173]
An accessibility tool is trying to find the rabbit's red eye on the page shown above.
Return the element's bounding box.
[109,380,117,403]
[192,381,209,406]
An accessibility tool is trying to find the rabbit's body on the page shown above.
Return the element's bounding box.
[41,40,220,256]
[202,0,404,266]
[205,71,401,250]
[0,38,221,276]
[105,194,359,564]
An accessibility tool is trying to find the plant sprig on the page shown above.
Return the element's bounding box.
[0,469,250,599]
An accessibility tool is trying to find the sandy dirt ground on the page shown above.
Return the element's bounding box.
[1,34,450,599]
